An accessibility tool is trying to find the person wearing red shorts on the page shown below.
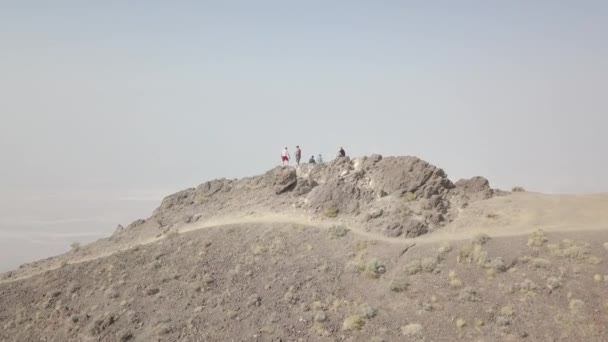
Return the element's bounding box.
[281,147,290,166]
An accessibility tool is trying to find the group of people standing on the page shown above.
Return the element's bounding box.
[281,146,346,166]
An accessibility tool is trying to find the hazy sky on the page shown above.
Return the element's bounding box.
[1,1,607,197]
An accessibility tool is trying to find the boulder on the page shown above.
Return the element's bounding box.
[268,167,298,195]
[455,176,493,199]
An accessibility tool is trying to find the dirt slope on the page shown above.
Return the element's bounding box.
[1,222,607,341]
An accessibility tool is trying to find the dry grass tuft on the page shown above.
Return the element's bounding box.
[458,243,488,265]
[342,315,365,331]
[495,305,515,326]
[404,259,422,275]
[420,257,438,272]
[405,192,416,201]
[458,286,480,302]
[528,229,548,247]
[324,207,338,218]
[358,303,377,319]
[405,256,438,275]
[457,243,507,274]
[455,318,466,328]
[400,323,423,338]
[448,270,463,288]
[548,239,602,264]
[569,299,585,314]
[365,259,387,278]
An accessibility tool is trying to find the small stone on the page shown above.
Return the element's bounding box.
[314,311,327,322]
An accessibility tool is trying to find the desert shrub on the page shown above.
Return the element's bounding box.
[458,286,481,302]
[328,225,349,238]
[486,257,507,273]
[528,229,548,247]
[404,256,438,275]
[512,187,526,192]
[457,243,488,265]
[548,239,602,264]
[405,192,416,201]
[404,259,422,275]
[342,315,365,331]
[420,257,438,272]
[448,270,463,288]
[325,207,338,218]
[365,259,386,278]
[358,304,377,319]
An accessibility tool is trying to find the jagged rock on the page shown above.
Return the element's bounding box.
[268,167,297,195]
[455,176,491,193]
[113,225,125,235]
[126,219,146,230]
[368,157,454,198]
[455,176,493,199]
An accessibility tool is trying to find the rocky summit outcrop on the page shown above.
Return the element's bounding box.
[111,155,496,242]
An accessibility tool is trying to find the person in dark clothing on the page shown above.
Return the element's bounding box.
[338,147,346,158]
[308,155,316,164]
[295,146,302,165]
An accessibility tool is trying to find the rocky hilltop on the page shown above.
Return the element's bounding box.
[113,155,495,244]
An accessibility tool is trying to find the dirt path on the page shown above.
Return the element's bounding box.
[3,192,607,284]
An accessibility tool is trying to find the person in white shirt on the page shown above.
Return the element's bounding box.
[281,147,290,166]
